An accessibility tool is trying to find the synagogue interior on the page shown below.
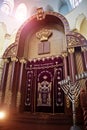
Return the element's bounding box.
[0,0,87,130]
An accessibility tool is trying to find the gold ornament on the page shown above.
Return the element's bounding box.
[36,7,45,20]
[36,28,52,41]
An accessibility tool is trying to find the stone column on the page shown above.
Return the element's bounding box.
[81,46,87,90]
[10,57,19,111]
[62,51,68,79]
[68,48,76,83]
[16,58,26,112]
[4,60,12,109]
[62,52,70,111]
[81,46,87,71]
[0,58,9,105]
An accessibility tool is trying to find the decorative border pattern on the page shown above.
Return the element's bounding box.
[66,32,87,48]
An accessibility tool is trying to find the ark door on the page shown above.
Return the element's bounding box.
[24,57,64,113]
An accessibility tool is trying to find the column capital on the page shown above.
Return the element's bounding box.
[62,51,68,57]
[19,58,27,64]
[11,57,18,62]
[3,58,9,63]
[81,46,87,52]
[68,48,75,54]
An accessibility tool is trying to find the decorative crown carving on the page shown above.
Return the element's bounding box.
[36,28,52,41]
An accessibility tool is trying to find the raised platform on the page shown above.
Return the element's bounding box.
[0,113,84,130]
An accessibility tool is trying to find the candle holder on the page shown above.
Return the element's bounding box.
[59,72,87,130]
